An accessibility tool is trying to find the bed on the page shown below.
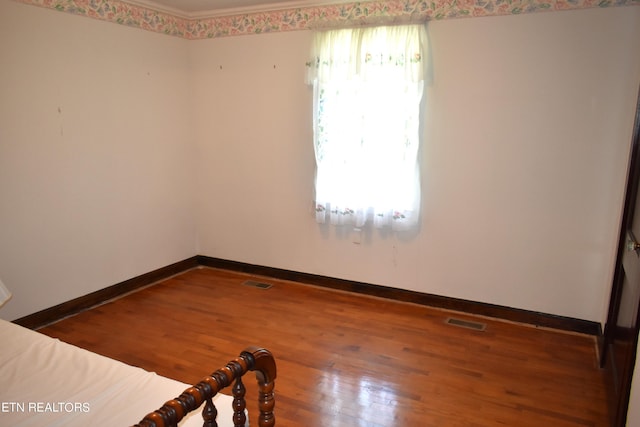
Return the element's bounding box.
[0,319,276,427]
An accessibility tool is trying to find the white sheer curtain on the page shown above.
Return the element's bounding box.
[307,24,428,230]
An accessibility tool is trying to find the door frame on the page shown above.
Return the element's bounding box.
[600,86,640,426]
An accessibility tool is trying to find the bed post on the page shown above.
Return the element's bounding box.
[242,347,277,427]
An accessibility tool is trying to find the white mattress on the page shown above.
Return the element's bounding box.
[0,319,241,426]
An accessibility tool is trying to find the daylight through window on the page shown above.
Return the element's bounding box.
[307,24,428,230]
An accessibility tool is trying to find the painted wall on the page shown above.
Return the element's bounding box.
[191,6,640,323]
[0,0,197,321]
[1,0,639,325]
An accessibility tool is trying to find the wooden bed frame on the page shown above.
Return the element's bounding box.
[134,347,277,427]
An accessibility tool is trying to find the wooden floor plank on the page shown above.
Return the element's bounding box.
[37,267,609,426]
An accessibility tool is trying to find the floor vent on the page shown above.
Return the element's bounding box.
[242,280,273,290]
[446,317,486,331]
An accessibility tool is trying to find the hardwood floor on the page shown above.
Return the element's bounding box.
[38,267,609,426]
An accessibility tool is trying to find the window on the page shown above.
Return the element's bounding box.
[306,24,428,231]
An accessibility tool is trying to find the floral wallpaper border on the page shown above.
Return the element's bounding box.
[14,0,640,39]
